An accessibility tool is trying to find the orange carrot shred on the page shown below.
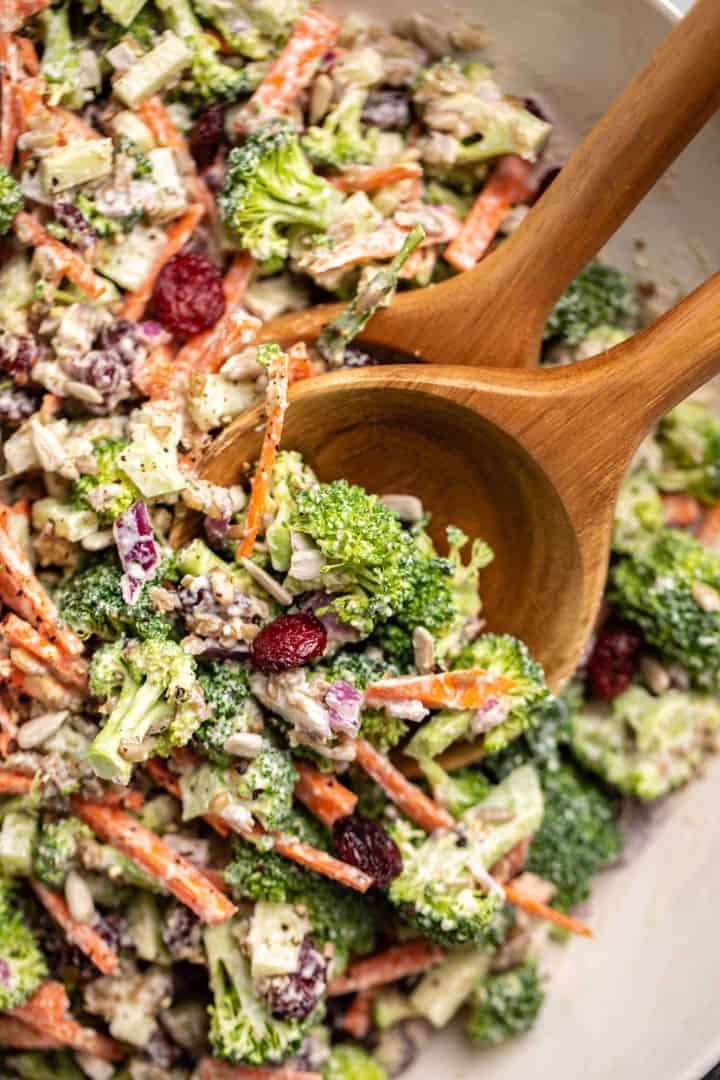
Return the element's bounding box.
[327,941,445,996]
[145,757,231,837]
[0,68,20,167]
[119,203,205,321]
[12,212,108,298]
[31,879,119,975]
[504,881,592,938]
[364,668,515,711]
[661,492,702,527]
[287,340,314,384]
[0,1015,64,1050]
[0,698,17,757]
[341,988,375,1038]
[697,502,720,550]
[293,760,357,827]
[1,613,88,690]
[328,162,423,194]
[16,34,38,74]
[11,982,124,1061]
[354,739,454,832]
[0,769,33,794]
[198,1059,323,1080]
[269,832,374,893]
[444,154,532,272]
[71,797,237,924]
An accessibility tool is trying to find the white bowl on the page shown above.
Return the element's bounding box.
[328,1,720,1077]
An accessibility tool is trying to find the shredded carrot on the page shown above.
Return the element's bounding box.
[365,668,515,711]
[1,613,88,691]
[444,154,532,272]
[354,739,454,833]
[306,211,459,276]
[198,1059,323,1080]
[0,768,32,794]
[341,988,375,1038]
[12,211,108,298]
[132,342,177,400]
[119,202,205,321]
[71,797,237,924]
[328,941,445,996]
[0,507,84,657]
[236,345,290,559]
[0,698,17,757]
[30,879,119,975]
[328,162,423,194]
[0,67,19,168]
[661,492,702,527]
[697,502,720,550]
[266,832,373,893]
[11,982,124,1061]
[239,8,339,130]
[0,1015,64,1050]
[504,881,592,938]
[16,33,38,74]
[287,340,314,384]
[0,0,49,32]
[293,760,357,827]
[103,785,145,812]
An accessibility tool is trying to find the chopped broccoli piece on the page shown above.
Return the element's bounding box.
[155,0,248,101]
[657,400,720,503]
[0,877,47,1010]
[303,88,379,170]
[323,1045,388,1080]
[219,120,342,261]
[93,2,161,47]
[40,140,114,196]
[610,528,720,690]
[32,817,91,889]
[525,761,622,911]
[0,812,38,877]
[465,962,544,1045]
[481,692,575,782]
[39,4,101,110]
[193,0,307,59]
[235,747,297,831]
[264,450,318,572]
[543,261,638,346]
[70,437,140,525]
[56,554,175,642]
[389,766,543,945]
[572,684,720,800]
[113,31,192,109]
[358,709,410,753]
[88,637,200,783]
[612,467,664,556]
[0,165,22,236]
[420,761,491,818]
[196,659,255,762]
[204,918,323,1065]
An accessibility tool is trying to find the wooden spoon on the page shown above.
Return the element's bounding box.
[258,0,720,367]
[200,273,720,718]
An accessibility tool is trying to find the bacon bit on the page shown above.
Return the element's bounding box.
[293,760,358,827]
[327,941,445,996]
[504,881,592,938]
[354,739,454,833]
[11,982,124,1061]
[341,988,375,1038]
[0,1015,64,1050]
[365,668,515,711]
[119,203,205,322]
[328,162,423,194]
[287,340,314,384]
[697,503,720,550]
[13,212,108,299]
[661,492,702,527]
[30,879,119,975]
[0,768,33,794]
[71,797,237,924]
[0,614,88,691]
[198,1059,323,1080]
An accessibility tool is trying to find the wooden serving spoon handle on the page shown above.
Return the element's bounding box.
[260,0,720,368]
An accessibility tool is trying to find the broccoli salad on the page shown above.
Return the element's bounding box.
[0,0,719,1077]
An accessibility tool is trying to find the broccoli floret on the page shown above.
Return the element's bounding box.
[420,761,490,818]
[286,479,418,635]
[465,962,544,1045]
[39,4,101,110]
[323,1045,388,1080]
[219,120,342,261]
[543,261,638,346]
[389,766,544,945]
[204,918,322,1065]
[612,467,664,556]
[193,0,307,59]
[70,438,140,525]
[318,651,406,750]
[32,817,91,889]
[196,659,254,762]
[525,762,622,911]
[0,165,22,235]
[265,450,318,572]
[235,747,297,831]
[571,684,720,800]
[92,3,162,51]
[0,877,47,1011]
[358,709,410,753]
[155,0,248,101]
[88,638,200,783]
[4,1052,84,1080]
[482,691,575,782]
[56,554,175,642]
[303,88,379,170]
[657,400,720,503]
[610,528,720,690]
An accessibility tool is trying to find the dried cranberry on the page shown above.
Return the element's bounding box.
[361,89,411,130]
[152,252,226,336]
[588,620,643,701]
[260,937,327,1020]
[190,103,226,170]
[333,812,403,887]
[0,331,37,380]
[250,612,327,673]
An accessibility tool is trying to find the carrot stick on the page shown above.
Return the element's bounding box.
[12,212,108,298]
[271,833,373,893]
[239,8,339,130]
[1,614,88,691]
[118,202,205,321]
[137,96,216,219]
[328,162,423,194]
[0,1015,64,1050]
[145,757,231,837]
[103,785,145,812]
[0,698,17,757]
[30,879,119,975]
[11,982,124,1061]
[0,69,19,167]
[198,1059,322,1080]
[16,34,38,74]
[341,988,375,1038]
[287,340,314,384]
[364,669,515,711]
[327,941,445,996]
[697,502,720,550]
[503,881,592,938]
[293,760,357,826]
[172,252,257,378]
[236,345,290,559]
[0,769,33,794]
[132,342,177,400]
[661,492,702,527]
[354,739,454,833]
[71,797,237,924]
[444,155,532,272]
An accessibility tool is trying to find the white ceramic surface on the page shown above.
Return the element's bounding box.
[332,1,720,1077]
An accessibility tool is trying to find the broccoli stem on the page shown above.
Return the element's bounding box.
[405,709,473,761]
[88,676,166,783]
